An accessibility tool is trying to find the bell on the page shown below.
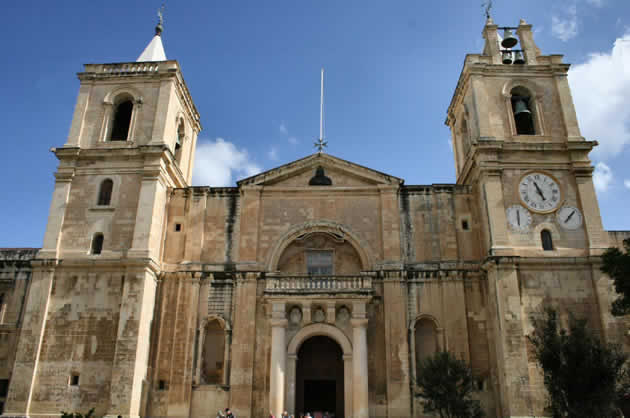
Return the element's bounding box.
[513,51,526,65]
[501,28,518,49]
[513,98,531,116]
[502,51,513,65]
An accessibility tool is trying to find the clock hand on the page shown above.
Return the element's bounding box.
[533,182,546,201]
[517,210,521,226]
[564,210,575,223]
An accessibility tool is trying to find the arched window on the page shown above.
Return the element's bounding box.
[175,120,184,163]
[110,100,133,141]
[414,318,438,379]
[201,319,225,384]
[97,179,113,206]
[541,229,553,251]
[91,233,104,255]
[510,87,535,135]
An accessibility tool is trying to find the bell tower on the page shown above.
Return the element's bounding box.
[4,16,201,418]
[446,18,611,417]
[39,18,201,261]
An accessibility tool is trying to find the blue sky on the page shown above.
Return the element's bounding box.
[1,0,629,247]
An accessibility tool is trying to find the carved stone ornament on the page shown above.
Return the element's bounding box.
[313,308,326,323]
[337,306,350,323]
[289,307,302,324]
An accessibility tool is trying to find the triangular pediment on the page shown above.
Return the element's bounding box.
[237,153,403,187]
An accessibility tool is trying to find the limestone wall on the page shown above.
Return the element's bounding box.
[0,249,38,414]
[25,270,124,416]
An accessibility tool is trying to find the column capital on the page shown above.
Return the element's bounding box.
[351,318,369,328]
[271,318,288,328]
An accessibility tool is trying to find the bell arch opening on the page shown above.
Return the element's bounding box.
[296,336,344,418]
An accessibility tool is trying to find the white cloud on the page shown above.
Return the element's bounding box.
[569,32,630,158]
[586,0,604,7]
[624,179,630,189]
[288,136,298,145]
[593,162,613,192]
[268,146,279,161]
[192,138,261,186]
[552,4,578,42]
[279,122,288,135]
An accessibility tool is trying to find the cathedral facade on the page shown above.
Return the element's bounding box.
[0,18,629,418]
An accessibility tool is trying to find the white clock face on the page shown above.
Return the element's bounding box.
[518,172,562,213]
[506,205,532,231]
[556,206,583,230]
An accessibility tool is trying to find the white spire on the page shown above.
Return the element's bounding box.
[137,6,167,62]
[137,35,166,62]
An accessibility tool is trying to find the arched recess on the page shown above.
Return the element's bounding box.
[286,323,353,418]
[501,79,545,136]
[195,315,231,386]
[409,314,445,388]
[100,87,144,143]
[266,220,374,272]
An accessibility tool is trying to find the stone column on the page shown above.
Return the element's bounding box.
[343,354,353,418]
[351,317,369,418]
[286,354,297,415]
[270,317,288,418]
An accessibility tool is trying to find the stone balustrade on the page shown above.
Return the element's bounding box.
[265,275,372,294]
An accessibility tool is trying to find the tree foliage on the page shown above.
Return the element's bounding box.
[602,237,630,316]
[529,307,629,418]
[415,350,484,418]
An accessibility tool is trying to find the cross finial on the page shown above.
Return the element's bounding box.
[155,4,165,36]
[314,138,328,153]
[482,0,493,20]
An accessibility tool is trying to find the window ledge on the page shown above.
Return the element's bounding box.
[89,206,116,212]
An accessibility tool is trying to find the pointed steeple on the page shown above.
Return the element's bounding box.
[137,7,167,62]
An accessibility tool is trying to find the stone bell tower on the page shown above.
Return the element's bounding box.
[446,18,613,417]
[3,17,201,417]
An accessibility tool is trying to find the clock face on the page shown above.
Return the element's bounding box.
[556,206,583,230]
[518,172,562,213]
[506,205,532,231]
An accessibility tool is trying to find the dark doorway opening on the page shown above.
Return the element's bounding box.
[304,380,336,414]
[296,336,344,418]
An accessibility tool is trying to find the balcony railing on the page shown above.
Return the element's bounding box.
[265,275,373,294]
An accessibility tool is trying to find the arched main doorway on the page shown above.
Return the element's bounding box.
[296,336,344,418]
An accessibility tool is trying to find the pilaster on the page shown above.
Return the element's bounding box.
[382,271,411,418]
[107,270,158,417]
[2,263,55,416]
[228,273,260,417]
[39,171,74,259]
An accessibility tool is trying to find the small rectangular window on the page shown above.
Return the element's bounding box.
[461,219,470,230]
[158,380,167,390]
[69,374,79,386]
[306,250,333,275]
[175,223,182,232]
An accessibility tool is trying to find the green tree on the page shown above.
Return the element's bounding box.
[529,307,628,417]
[415,350,485,418]
[602,237,630,316]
